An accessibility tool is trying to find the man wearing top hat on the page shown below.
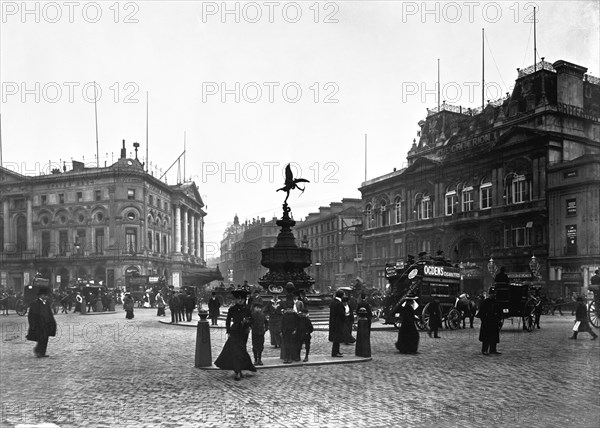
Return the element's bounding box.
[208,292,221,326]
[329,289,346,357]
[26,287,57,358]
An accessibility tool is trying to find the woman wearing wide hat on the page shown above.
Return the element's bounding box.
[214,288,257,380]
[394,294,420,354]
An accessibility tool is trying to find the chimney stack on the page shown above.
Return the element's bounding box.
[553,60,588,108]
[120,140,127,159]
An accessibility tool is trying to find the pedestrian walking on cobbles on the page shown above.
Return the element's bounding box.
[427,297,442,339]
[169,293,181,323]
[477,288,501,355]
[178,292,186,322]
[156,292,166,317]
[184,292,196,322]
[569,296,598,340]
[551,297,564,316]
[281,302,299,363]
[26,287,57,358]
[75,292,83,313]
[533,289,542,329]
[297,308,314,362]
[329,290,346,357]
[264,296,283,348]
[123,293,134,319]
[250,302,268,365]
[395,295,419,354]
[342,296,356,345]
[208,292,221,326]
[214,289,256,381]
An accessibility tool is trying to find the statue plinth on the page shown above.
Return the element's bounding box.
[258,203,314,294]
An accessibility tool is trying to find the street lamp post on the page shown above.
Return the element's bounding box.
[315,261,321,293]
[529,255,540,280]
[487,257,497,278]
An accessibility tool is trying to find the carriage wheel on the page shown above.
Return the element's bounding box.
[523,300,536,332]
[588,301,600,328]
[420,303,431,331]
[15,300,27,316]
[446,308,462,330]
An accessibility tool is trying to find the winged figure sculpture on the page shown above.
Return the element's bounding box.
[277,164,310,204]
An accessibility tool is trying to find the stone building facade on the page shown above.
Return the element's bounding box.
[359,59,600,297]
[231,217,279,286]
[0,141,218,292]
[294,198,362,292]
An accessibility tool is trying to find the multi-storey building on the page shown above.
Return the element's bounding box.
[295,198,362,292]
[231,217,279,285]
[0,141,220,292]
[359,59,600,297]
[219,214,246,285]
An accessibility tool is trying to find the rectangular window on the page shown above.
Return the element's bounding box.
[157,198,161,209]
[126,228,137,253]
[95,190,102,201]
[511,176,527,204]
[504,225,530,248]
[566,199,577,216]
[127,189,135,200]
[566,225,577,255]
[480,184,492,210]
[76,230,86,254]
[41,195,47,205]
[59,230,68,256]
[95,228,104,254]
[445,192,457,216]
[14,199,25,209]
[148,231,153,250]
[41,231,51,256]
[59,194,65,204]
[77,192,83,202]
[462,188,473,211]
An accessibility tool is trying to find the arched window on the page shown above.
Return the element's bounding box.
[480,178,492,210]
[379,200,388,227]
[460,183,474,212]
[505,173,530,205]
[147,231,153,250]
[394,196,402,224]
[365,204,373,229]
[415,193,432,220]
[445,187,458,216]
[155,232,160,253]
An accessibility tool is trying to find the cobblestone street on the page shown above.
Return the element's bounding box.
[1,309,598,428]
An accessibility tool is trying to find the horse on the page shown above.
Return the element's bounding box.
[0,292,13,315]
[455,293,479,328]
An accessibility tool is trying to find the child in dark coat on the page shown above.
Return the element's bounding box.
[297,308,314,362]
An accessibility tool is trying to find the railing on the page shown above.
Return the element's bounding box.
[426,95,510,118]
[517,61,556,78]
[585,74,600,85]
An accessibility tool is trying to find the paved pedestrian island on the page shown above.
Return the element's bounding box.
[197,354,372,370]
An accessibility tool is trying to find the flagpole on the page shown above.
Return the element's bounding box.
[94,81,99,168]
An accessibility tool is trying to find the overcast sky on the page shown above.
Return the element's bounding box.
[1,1,599,258]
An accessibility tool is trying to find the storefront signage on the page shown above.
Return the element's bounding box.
[566,199,577,216]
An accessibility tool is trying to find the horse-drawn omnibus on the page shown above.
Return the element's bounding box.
[492,273,538,332]
[382,256,463,330]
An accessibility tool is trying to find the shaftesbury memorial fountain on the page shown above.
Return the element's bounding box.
[258,165,314,300]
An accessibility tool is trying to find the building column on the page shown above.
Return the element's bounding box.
[182,207,188,254]
[196,216,202,260]
[174,204,181,253]
[2,199,9,251]
[26,198,33,251]
[189,212,196,257]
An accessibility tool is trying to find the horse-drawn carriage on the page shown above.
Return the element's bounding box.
[383,257,463,330]
[491,277,538,332]
[14,278,61,316]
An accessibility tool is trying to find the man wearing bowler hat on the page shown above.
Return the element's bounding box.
[26,286,57,358]
[329,289,346,357]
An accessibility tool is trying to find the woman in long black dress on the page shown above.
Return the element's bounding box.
[395,295,420,354]
[214,289,257,380]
